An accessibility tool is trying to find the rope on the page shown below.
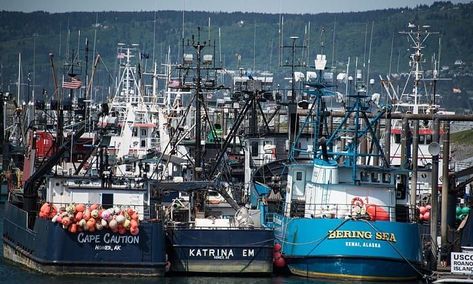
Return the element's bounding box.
[360,219,431,280]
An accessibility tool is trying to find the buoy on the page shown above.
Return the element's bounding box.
[426,204,432,210]
[116,215,126,224]
[419,214,424,220]
[419,206,427,214]
[130,226,139,236]
[69,223,78,234]
[62,217,71,227]
[90,203,99,211]
[109,219,118,230]
[424,211,430,220]
[462,207,470,214]
[274,243,282,252]
[75,203,86,213]
[274,255,286,268]
[91,209,99,219]
[83,210,91,221]
[366,204,390,221]
[124,219,131,229]
[75,211,83,221]
[118,225,127,235]
[131,212,139,221]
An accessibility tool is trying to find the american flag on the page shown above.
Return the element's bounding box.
[62,77,82,89]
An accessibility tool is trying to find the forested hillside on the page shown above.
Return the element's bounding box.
[1,1,472,111]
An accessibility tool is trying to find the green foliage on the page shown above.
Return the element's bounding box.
[1,2,473,111]
[451,129,473,145]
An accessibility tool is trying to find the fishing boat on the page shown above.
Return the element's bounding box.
[253,50,424,280]
[381,24,454,198]
[2,46,167,276]
[159,29,274,275]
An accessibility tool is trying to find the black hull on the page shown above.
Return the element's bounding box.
[166,226,274,274]
[3,202,167,276]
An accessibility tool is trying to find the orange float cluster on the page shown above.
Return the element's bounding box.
[39,202,140,235]
[419,204,432,221]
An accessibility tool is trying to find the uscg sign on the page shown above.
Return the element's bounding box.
[451,252,473,274]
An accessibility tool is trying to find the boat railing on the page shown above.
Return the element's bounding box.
[265,200,418,223]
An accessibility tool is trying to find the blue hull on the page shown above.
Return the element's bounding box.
[166,226,274,274]
[273,215,422,281]
[3,202,167,276]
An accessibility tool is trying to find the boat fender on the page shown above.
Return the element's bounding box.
[101,219,108,228]
[90,203,100,211]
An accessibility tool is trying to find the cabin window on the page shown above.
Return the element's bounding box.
[132,128,138,137]
[141,140,146,147]
[296,171,303,181]
[360,171,369,182]
[419,134,425,144]
[382,173,391,183]
[102,193,114,209]
[371,173,379,183]
[426,135,432,144]
[251,141,259,157]
[264,140,272,146]
[141,129,147,136]
[394,134,401,144]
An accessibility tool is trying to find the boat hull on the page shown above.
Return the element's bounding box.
[2,202,167,276]
[273,215,422,281]
[166,226,274,274]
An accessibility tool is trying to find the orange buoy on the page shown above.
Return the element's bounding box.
[90,203,99,211]
[131,212,139,221]
[75,203,86,213]
[118,225,127,235]
[75,211,83,221]
[62,217,71,227]
[69,223,78,233]
[83,210,91,221]
[130,226,139,236]
[366,204,390,221]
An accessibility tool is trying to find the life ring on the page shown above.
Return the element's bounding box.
[351,197,365,215]
[351,197,364,207]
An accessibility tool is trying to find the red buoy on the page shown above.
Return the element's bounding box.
[274,243,282,252]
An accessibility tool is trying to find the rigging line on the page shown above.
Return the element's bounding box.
[150,93,196,180]
[361,219,428,279]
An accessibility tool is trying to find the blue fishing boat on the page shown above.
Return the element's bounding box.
[252,52,423,280]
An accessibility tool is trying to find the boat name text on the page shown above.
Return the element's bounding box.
[328,230,397,242]
[188,248,255,259]
[77,232,140,245]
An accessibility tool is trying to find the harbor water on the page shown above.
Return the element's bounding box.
[0,204,421,284]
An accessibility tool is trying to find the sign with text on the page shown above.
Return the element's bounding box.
[451,252,473,274]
